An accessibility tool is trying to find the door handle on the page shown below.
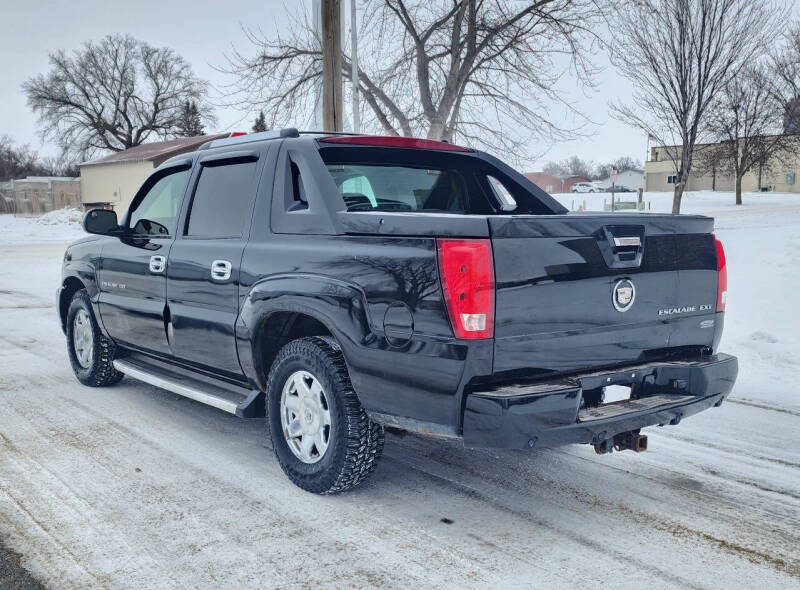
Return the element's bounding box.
[211,260,232,281]
[149,255,166,273]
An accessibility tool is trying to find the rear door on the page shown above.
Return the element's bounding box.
[97,164,191,354]
[166,148,265,376]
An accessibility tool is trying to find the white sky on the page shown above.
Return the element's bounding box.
[1,0,795,171]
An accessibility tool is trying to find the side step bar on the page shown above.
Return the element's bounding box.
[113,356,264,418]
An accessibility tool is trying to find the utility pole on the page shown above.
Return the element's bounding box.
[350,0,360,133]
[321,0,343,132]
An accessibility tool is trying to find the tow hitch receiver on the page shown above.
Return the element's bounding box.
[594,430,648,454]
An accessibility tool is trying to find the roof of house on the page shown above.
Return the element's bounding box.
[79,134,229,168]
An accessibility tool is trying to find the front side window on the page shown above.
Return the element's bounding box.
[128,168,190,236]
[186,160,258,238]
[325,163,469,212]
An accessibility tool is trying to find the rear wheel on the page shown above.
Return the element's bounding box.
[66,290,123,387]
[266,336,384,494]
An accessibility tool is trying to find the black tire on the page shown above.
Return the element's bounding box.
[66,290,124,387]
[266,336,384,494]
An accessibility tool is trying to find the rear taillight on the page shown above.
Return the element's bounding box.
[436,239,495,339]
[714,236,727,311]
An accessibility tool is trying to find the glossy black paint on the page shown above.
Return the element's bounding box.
[60,133,737,445]
[97,236,173,354]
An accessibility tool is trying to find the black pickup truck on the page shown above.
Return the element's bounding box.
[59,130,738,494]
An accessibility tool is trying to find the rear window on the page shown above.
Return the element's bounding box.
[320,147,495,214]
[318,146,561,215]
[326,163,470,212]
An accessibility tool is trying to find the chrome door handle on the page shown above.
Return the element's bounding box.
[211,260,232,281]
[149,255,166,273]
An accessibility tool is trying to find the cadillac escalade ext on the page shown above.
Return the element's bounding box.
[58,130,738,494]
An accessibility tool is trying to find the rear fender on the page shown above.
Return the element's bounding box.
[236,273,375,392]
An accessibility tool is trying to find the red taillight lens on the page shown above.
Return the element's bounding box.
[230,131,248,137]
[437,238,495,339]
[714,236,727,311]
[319,135,474,152]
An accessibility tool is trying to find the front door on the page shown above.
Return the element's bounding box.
[166,150,263,376]
[97,165,191,355]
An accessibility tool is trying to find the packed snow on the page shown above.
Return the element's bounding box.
[0,193,799,588]
[0,208,85,244]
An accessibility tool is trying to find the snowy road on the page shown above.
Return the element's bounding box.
[1,195,799,589]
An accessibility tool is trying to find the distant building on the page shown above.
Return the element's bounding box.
[644,142,800,193]
[524,172,563,193]
[0,176,81,215]
[598,169,644,191]
[523,173,592,194]
[79,134,228,213]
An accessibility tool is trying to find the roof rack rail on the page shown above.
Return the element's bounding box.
[197,128,300,151]
[297,130,363,136]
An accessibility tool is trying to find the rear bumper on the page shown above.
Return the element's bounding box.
[463,353,738,449]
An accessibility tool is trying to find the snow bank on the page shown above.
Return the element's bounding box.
[35,207,85,226]
[0,209,86,244]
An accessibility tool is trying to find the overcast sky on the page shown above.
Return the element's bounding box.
[2,0,793,171]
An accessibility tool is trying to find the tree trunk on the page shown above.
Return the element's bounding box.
[671,182,685,214]
[735,175,743,205]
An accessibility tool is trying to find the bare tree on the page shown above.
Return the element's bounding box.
[218,0,607,164]
[543,155,594,178]
[24,35,215,160]
[774,23,800,133]
[706,65,795,205]
[0,136,77,181]
[609,0,784,213]
[693,142,730,192]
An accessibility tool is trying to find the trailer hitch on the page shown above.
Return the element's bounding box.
[593,429,648,454]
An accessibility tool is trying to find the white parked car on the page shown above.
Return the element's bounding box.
[571,182,601,193]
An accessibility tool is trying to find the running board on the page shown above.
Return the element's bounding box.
[113,356,264,418]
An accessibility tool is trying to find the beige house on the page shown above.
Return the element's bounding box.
[79,134,227,214]
[644,142,800,193]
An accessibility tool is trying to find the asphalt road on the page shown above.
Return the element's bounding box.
[1,242,799,589]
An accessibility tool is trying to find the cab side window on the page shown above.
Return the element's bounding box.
[128,169,190,237]
[186,161,258,238]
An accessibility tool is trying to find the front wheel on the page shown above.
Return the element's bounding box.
[266,336,384,494]
[66,290,123,387]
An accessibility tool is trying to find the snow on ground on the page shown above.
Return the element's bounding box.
[0,209,86,244]
[0,196,799,589]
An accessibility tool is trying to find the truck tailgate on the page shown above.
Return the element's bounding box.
[488,213,720,376]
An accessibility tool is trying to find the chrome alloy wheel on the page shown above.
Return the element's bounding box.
[280,370,331,464]
[72,308,94,369]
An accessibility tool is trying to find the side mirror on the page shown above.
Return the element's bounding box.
[83,209,121,236]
